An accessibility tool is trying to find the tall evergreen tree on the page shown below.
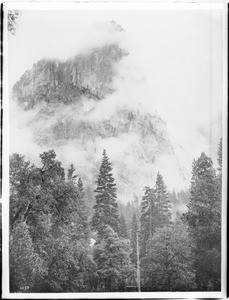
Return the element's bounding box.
[91,150,119,240]
[130,212,138,267]
[140,174,171,258]
[118,214,129,239]
[154,172,171,227]
[139,187,152,257]
[66,164,90,240]
[183,152,221,290]
[76,177,90,239]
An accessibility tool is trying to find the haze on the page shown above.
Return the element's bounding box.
[8,8,223,173]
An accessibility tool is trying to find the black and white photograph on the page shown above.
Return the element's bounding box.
[1,2,227,298]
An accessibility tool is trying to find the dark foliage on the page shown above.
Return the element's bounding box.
[9,141,222,292]
[182,149,221,291]
[91,150,119,240]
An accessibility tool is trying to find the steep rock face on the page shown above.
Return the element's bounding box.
[32,107,173,158]
[12,42,189,204]
[13,44,126,109]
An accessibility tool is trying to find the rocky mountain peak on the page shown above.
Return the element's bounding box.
[11,41,189,202]
[13,44,127,110]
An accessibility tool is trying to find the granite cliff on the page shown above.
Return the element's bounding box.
[13,44,126,109]
[11,42,189,205]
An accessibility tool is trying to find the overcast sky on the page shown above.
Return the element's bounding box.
[8,8,223,166]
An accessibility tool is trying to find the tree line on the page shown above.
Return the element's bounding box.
[9,139,222,292]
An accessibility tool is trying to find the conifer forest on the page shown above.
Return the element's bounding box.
[6,8,224,295]
[9,140,222,292]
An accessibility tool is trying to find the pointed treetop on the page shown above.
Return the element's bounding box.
[155,172,168,195]
[193,152,213,170]
[156,171,164,184]
[102,149,110,163]
[77,177,83,189]
[192,152,214,180]
[67,163,78,182]
[77,177,85,199]
[156,171,162,179]
[97,149,113,176]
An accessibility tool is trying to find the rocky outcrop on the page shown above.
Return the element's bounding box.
[13,44,126,109]
[32,108,173,160]
[12,40,189,200]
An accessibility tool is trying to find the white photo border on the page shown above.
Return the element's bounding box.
[2,2,227,299]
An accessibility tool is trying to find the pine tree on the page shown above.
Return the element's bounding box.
[130,212,138,267]
[66,164,89,240]
[139,187,155,257]
[183,152,220,290]
[76,177,90,239]
[140,174,171,258]
[119,214,128,239]
[185,153,218,231]
[91,150,119,240]
[154,172,171,227]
